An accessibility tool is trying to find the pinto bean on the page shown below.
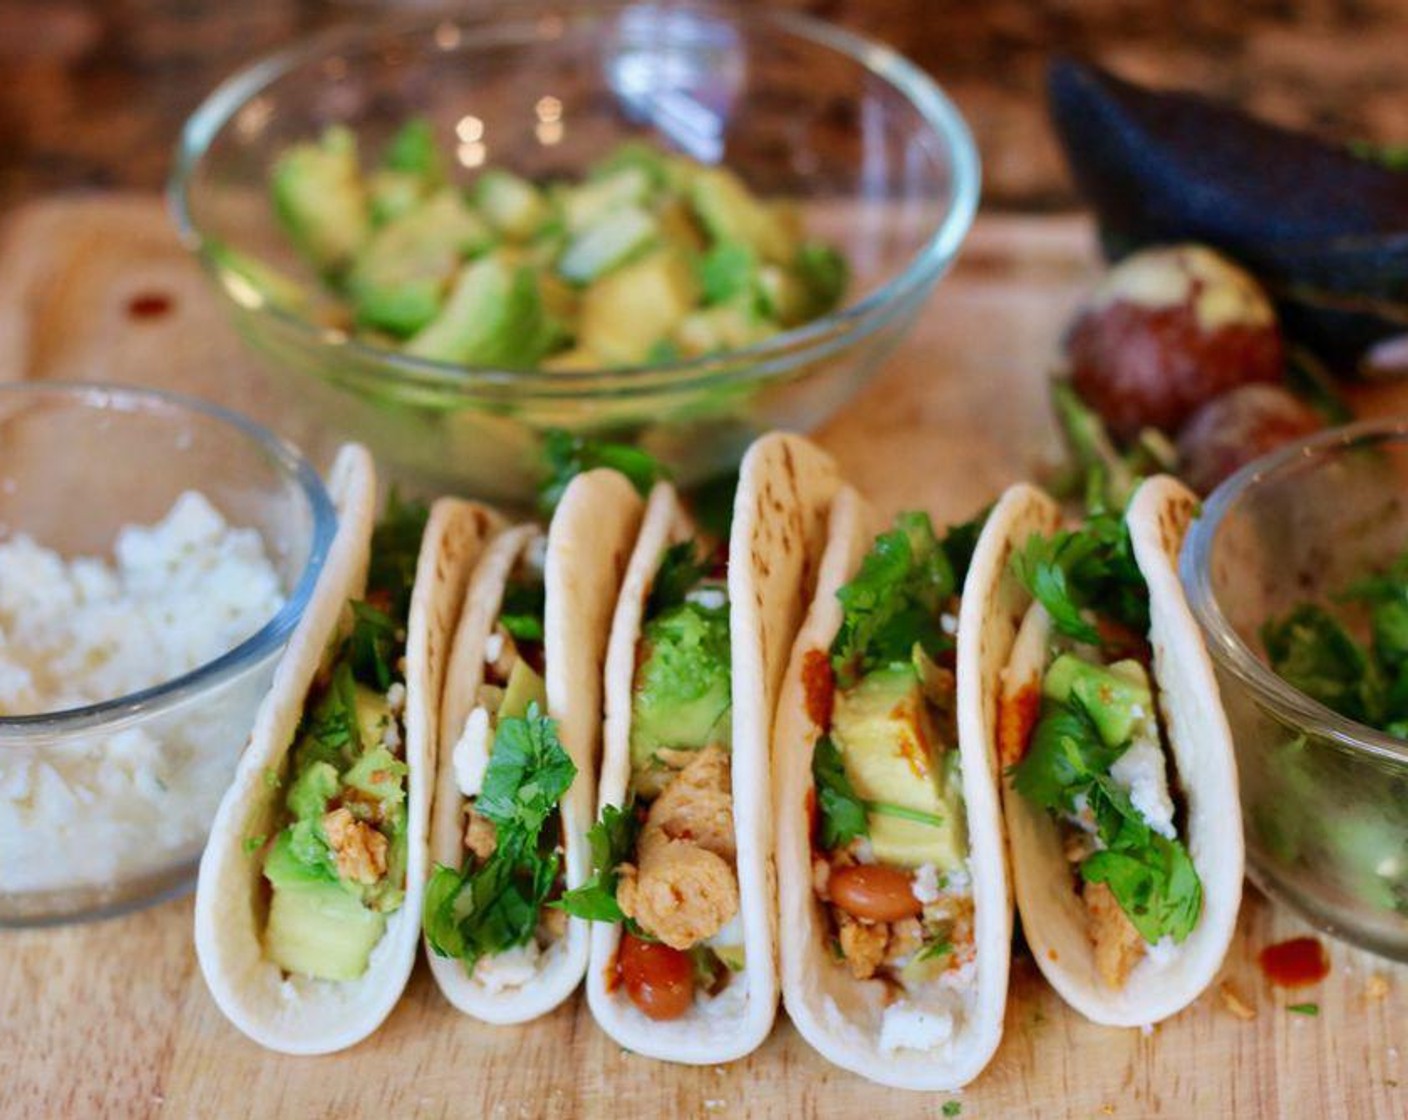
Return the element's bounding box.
[828,864,922,923]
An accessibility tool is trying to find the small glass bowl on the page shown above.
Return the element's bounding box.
[1182,420,1408,960]
[169,2,979,504]
[0,383,335,925]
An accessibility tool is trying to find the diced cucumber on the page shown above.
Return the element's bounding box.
[271,125,370,275]
[558,205,658,283]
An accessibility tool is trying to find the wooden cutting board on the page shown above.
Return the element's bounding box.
[1,195,1405,1120]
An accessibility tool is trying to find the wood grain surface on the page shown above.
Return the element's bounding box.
[1,197,1406,1120]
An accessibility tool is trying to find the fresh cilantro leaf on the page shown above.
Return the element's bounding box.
[368,491,429,624]
[475,705,577,834]
[647,540,711,616]
[795,241,849,315]
[498,578,546,643]
[698,241,758,306]
[422,706,577,968]
[940,505,990,590]
[242,834,266,856]
[556,803,641,921]
[538,430,670,515]
[942,1102,963,1118]
[830,511,958,687]
[1010,699,1122,814]
[1081,832,1202,944]
[688,470,739,541]
[1287,1002,1320,1016]
[812,734,869,849]
[1011,510,1148,647]
[1262,604,1375,724]
[295,662,360,770]
[347,600,398,690]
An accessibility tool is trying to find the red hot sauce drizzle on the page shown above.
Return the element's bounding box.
[1258,936,1330,989]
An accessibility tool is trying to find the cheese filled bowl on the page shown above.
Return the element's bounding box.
[1181,420,1408,960]
[169,2,979,504]
[0,383,335,925]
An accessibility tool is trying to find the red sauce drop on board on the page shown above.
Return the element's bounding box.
[801,649,835,729]
[126,292,173,319]
[1258,936,1330,988]
[997,681,1042,768]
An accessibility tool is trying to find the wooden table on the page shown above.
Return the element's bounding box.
[1,197,1405,1119]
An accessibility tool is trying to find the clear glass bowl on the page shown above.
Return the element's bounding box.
[0,383,335,925]
[1181,420,1408,960]
[169,2,979,505]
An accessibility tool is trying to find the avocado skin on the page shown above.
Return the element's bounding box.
[1048,57,1408,372]
[831,664,966,870]
[1042,653,1153,749]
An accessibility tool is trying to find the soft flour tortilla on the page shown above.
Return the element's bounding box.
[194,445,499,1054]
[997,475,1243,1027]
[587,432,840,1064]
[773,482,1058,1089]
[427,469,642,1024]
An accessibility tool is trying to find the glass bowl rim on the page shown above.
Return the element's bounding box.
[1181,416,1408,767]
[0,381,336,735]
[167,1,981,397]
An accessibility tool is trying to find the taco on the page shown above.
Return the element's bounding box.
[566,433,839,1064]
[195,445,500,1054]
[995,475,1242,1026]
[773,483,1052,1089]
[422,469,643,1023]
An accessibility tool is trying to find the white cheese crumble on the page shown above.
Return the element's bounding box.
[1109,726,1177,839]
[0,492,284,893]
[472,940,541,993]
[452,706,493,797]
[686,586,727,610]
[940,613,958,636]
[879,1001,955,1053]
[912,863,941,905]
[483,632,505,665]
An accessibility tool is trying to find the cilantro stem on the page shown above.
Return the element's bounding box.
[865,800,944,829]
[1287,1002,1320,1016]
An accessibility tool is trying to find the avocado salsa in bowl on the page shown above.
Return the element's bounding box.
[1181,420,1408,961]
[170,3,979,504]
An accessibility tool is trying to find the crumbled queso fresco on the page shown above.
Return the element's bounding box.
[0,492,284,894]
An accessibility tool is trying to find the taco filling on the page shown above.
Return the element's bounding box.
[806,511,983,1053]
[423,538,580,991]
[258,498,428,983]
[562,539,740,1021]
[1000,508,1203,988]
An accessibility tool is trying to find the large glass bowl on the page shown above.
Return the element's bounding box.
[169,2,979,504]
[0,383,335,925]
[1181,420,1408,960]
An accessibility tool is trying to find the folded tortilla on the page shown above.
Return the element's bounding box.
[773,482,1057,1089]
[996,476,1243,1026]
[586,432,840,1064]
[194,445,499,1054]
[426,469,643,1023]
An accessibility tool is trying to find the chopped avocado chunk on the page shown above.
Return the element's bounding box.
[271,125,370,275]
[501,658,547,722]
[286,760,339,823]
[1042,654,1153,750]
[344,746,408,804]
[347,189,493,335]
[474,169,550,241]
[405,257,560,367]
[830,664,966,870]
[630,600,732,778]
[689,166,798,265]
[264,877,387,981]
[579,249,698,365]
[713,943,746,971]
[558,205,658,283]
